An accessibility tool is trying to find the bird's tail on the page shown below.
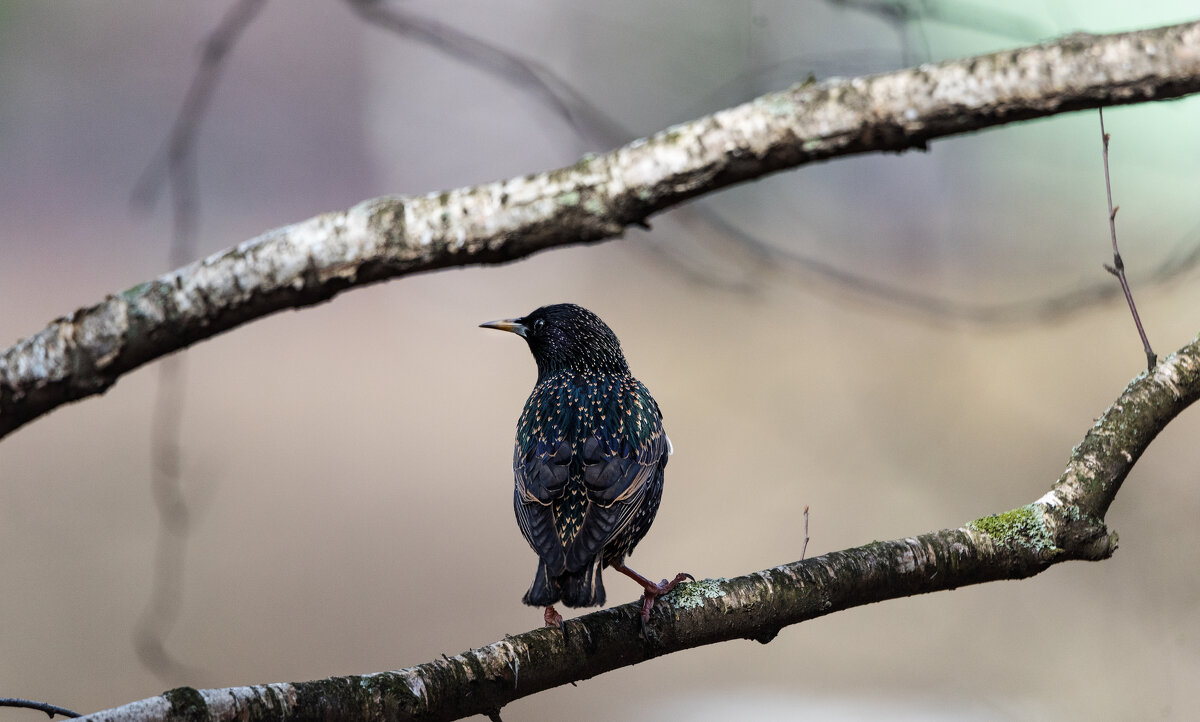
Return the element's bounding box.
[522,559,560,606]
[559,557,605,608]
[522,557,607,608]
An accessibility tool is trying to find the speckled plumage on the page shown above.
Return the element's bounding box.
[482,304,671,610]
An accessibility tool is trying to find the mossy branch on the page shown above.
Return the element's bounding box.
[69,332,1200,721]
[4,20,1200,438]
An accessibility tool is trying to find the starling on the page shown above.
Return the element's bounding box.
[481,303,691,630]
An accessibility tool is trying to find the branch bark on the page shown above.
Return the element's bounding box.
[71,332,1200,721]
[3,20,1200,438]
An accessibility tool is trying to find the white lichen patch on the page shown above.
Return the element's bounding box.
[1034,490,1062,508]
[78,296,130,370]
[1153,354,1186,399]
[667,578,726,609]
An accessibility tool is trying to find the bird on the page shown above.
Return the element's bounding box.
[481,303,691,631]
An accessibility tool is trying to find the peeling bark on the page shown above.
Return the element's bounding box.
[3,20,1200,437]
[69,332,1200,721]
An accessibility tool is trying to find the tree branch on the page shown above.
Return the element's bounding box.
[69,332,1200,721]
[0,699,81,719]
[4,20,1200,439]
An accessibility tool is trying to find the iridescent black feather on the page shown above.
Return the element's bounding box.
[485,304,670,608]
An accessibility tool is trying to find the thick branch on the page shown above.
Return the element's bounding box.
[72,332,1200,721]
[4,20,1200,438]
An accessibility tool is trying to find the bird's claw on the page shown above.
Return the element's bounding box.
[637,572,695,634]
[543,605,564,631]
[659,573,695,586]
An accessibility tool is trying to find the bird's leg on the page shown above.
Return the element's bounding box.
[610,562,694,630]
[543,605,564,630]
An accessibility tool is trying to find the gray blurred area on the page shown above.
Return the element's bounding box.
[3,2,1200,720]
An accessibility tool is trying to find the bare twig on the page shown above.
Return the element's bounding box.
[0,699,81,719]
[801,505,810,560]
[1099,108,1157,371]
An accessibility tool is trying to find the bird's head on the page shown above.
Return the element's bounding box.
[481,303,630,378]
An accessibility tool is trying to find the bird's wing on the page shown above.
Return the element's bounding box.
[563,405,668,572]
[513,438,571,573]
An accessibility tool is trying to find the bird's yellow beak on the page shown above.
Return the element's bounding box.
[479,318,528,337]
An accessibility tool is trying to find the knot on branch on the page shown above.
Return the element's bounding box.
[1053,509,1119,561]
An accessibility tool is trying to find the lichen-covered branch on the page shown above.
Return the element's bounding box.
[3,20,1200,438]
[1048,337,1200,518]
[71,332,1200,721]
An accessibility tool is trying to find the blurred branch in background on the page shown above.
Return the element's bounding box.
[131,0,268,226]
[345,0,621,141]
[129,0,269,683]
[828,0,1057,55]
[673,202,1200,325]
[349,0,1169,323]
[3,19,1200,442]
[66,332,1200,720]
[140,0,1192,352]
[828,0,932,63]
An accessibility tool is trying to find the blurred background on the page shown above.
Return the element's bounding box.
[2,1,1200,720]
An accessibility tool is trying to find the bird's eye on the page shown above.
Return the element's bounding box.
[532,318,545,334]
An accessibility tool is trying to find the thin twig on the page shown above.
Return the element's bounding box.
[1099,108,1156,371]
[801,503,811,558]
[0,699,81,719]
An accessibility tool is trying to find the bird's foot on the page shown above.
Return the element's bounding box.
[543,605,564,630]
[637,573,694,625]
[610,562,694,634]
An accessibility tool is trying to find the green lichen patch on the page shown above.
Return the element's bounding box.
[666,578,726,610]
[119,281,153,303]
[968,505,1056,553]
